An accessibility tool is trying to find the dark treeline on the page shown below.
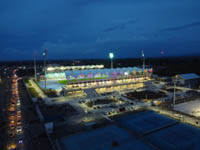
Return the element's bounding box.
[1,56,200,77]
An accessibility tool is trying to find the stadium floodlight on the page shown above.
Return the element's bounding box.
[109,52,114,68]
[34,51,37,82]
[43,49,48,91]
[43,49,47,57]
[109,52,114,59]
[141,50,145,75]
[173,75,178,107]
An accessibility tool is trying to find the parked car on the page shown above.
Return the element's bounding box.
[17,119,21,125]
[16,126,22,133]
[8,131,15,138]
[97,106,101,109]
[18,135,23,144]
[9,124,15,130]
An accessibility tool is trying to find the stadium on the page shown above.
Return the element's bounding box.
[47,64,104,72]
[39,65,153,96]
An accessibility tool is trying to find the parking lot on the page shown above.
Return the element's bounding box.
[6,70,23,150]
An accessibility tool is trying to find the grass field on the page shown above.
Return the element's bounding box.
[58,80,68,84]
[28,87,39,98]
[58,77,109,85]
[25,79,32,86]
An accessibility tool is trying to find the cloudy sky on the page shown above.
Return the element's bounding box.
[1,0,200,60]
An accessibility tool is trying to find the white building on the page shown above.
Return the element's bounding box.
[175,73,200,88]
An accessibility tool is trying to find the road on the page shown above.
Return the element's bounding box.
[1,69,53,150]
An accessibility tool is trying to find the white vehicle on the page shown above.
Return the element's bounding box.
[9,124,15,130]
[18,139,23,144]
[16,126,22,133]
[174,113,183,118]
[17,102,20,106]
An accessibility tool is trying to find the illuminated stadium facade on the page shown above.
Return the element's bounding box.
[64,75,150,93]
[46,67,152,80]
[43,67,153,95]
[47,65,104,72]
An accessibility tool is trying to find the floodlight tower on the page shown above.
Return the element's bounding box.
[34,51,37,82]
[142,50,145,75]
[109,52,114,69]
[43,49,47,91]
[173,81,176,107]
[173,75,178,107]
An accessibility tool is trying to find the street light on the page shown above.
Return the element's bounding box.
[43,49,47,91]
[109,52,114,69]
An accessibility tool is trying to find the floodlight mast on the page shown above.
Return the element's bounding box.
[34,51,37,82]
[142,50,145,75]
[109,52,114,69]
[174,81,176,107]
[43,49,47,91]
[173,75,178,107]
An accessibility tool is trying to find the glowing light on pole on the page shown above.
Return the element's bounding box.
[174,81,176,107]
[173,75,178,107]
[141,50,145,75]
[109,52,114,69]
[34,51,37,82]
[43,49,47,91]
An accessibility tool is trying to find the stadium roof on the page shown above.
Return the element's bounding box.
[179,73,199,80]
[47,65,104,71]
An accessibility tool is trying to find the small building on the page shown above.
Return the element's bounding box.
[175,73,200,88]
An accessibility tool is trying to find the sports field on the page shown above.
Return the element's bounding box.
[58,110,200,150]
[38,80,63,90]
[146,123,200,150]
[115,111,176,134]
[59,125,154,150]
[58,77,109,85]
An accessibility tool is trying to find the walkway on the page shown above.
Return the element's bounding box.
[83,88,99,98]
[29,80,47,99]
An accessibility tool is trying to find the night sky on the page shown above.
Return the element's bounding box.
[1,0,200,60]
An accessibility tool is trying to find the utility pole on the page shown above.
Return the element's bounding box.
[34,51,37,82]
[109,52,114,69]
[43,49,47,91]
[111,58,113,69]
[142,50,145,75]
[173,81,176,107]
[173,75,178,107]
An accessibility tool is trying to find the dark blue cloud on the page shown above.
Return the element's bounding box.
[160,21,200,32]
[103,19,138,32]
[0,0,200,60]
